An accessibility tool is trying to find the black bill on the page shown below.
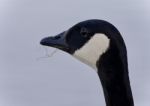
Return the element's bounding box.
[40,31,69,52]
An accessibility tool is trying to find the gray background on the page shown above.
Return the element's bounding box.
[0,0,150,106]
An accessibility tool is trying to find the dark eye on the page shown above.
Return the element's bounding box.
[80,27,89,38]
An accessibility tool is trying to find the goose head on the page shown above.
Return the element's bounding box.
[40,19,134,106]
[40,19,120,70]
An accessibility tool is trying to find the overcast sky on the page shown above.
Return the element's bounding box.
[0,0,150,106]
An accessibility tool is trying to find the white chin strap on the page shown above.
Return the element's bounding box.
[73,33,110,72]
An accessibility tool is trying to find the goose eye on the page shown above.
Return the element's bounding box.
[80,27,89,38]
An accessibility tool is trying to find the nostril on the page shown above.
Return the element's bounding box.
[53,35,61,39]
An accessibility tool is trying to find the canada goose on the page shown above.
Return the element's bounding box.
[40,19,134,106]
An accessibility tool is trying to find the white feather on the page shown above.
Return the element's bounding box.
[73,33,110,72]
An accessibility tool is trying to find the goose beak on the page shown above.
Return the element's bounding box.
[40,31,69,52]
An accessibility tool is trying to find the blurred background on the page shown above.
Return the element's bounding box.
[0,0,150,106]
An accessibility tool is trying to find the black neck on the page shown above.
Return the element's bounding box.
[96,40,134,106]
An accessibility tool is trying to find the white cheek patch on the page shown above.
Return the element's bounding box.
[73,33,110,72]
